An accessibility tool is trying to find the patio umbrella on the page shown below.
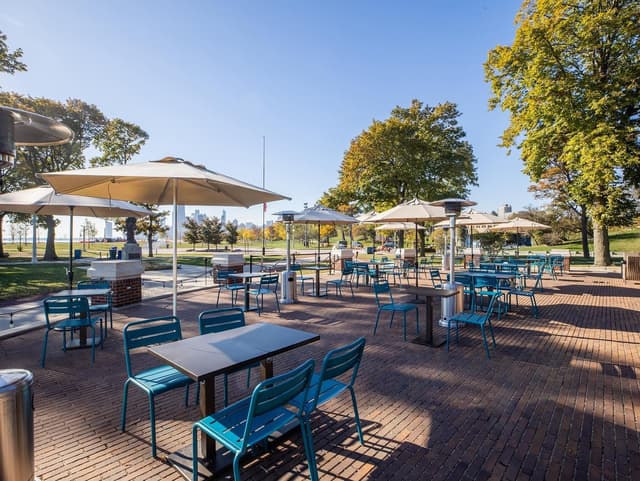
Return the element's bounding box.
[489,217,551,256]
[0,186,151,288]
[368,198,448,286]
[41,156,290,314]
[293,205,359,264]
[434,210,506,263]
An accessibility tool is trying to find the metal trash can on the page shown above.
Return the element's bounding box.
[438,282,465,327]
[0,369,34,481]
[109,246,117,259]
[280,270,297,304]
[74,249,82,259]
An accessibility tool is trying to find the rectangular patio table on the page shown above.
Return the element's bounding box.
[228,271,270,311]
[50,288,110,348]
[148,322,320,480]
[398,286,458,347]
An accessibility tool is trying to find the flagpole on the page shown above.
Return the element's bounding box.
[262,136,266,256]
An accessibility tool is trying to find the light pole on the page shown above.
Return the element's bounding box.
[430,198,476,326]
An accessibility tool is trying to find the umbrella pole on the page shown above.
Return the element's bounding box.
[470,226,474,266]
[415,222,419,287]
[31,214,37,264]
[68,207,74,289]
[172,180,178,317]
[317,223,320,264]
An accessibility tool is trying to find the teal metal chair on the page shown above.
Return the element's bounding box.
[289,337,366,461]
[191,359,318,481]
[248,274,280,314]
[326,265,355,297]
[508,268,543,318]
[446,291,499,359]
[373,280,419,341]
[198,308,258,406]
[291,263,315,296]
[429,269,443,288]
[41,295,103,368]
[215,270,245,307]
[121,316,195,457]
[77,280,112,338]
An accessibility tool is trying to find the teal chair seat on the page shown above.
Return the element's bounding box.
[373,281,419,341]
[326,266,354,297]
[248,274,280,314]
[192,359,317,481]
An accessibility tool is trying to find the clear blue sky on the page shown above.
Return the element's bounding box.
[2,0,538,239]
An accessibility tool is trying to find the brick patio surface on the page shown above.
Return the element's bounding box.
[1,269,638,480]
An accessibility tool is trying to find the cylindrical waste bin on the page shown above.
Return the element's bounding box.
[109,246,117,259]
[0,369,34,481]
[74,249,82,259]
[438,282,465,327]
[280,270,297,304]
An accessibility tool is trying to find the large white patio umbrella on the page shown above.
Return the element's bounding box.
[435,210,506,263]
[41,156,290,314]
[0,186,151,287]
[293,205,359,263]
[368,198,448,286]
[489,217,551,256]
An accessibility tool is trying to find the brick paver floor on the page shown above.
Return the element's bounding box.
[1,268,638,480]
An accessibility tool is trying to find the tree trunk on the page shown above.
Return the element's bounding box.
[579,205,590,258]
[43,215,58,261]
[592,222,611,266]
[147,231,154,257]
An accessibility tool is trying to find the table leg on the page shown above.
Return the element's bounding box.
[315,270,320,296]
[243,281,251,311]
[199,376,217,466]
[411,295,446,348]
[261,358,274,379]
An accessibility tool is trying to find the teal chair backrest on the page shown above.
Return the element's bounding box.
[122,316,183,379]
[240,359,315,452]
[260,274,279,288]
[199,307,245,334]
[43,296,90,327]
[373,280,394,307]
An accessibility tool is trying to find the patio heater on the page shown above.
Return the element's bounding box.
[430,198,476,326]
[0,106,74,264]
[273,210,300,304]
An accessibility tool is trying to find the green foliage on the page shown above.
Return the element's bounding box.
[91,118,149,166]
[485,0,640,265]
[324,99,477,213]
[182,216,201,248]
[201,216,223,249]
[225,222,239,247]
[0,30,27,84]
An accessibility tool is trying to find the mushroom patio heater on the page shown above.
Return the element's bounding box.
[430,198,476,326]
[273,210,300,304]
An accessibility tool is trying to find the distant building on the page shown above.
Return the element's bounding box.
[221,209,227,226]
[104,220,113,240]
[497,204,512,218]
[176,205,186,240]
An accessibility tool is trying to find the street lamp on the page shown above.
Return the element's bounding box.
[430,198,476,326]
[273,210,300,304]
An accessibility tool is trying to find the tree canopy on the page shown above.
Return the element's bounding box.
[0,31,26,84]
[485,0,640,265]
[322,99,477,214]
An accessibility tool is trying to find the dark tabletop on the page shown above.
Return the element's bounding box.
[148,323,320,381]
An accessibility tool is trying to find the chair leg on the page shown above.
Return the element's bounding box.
[148,393,157,457]
[90,325,96,364]
[446,321,451,352]
[121,380,130,432]
[274,291,280,313]
[301,420,319,481]
[233,453,242,481]
[216,288,221,307]
[349,387,364,445]
[488,319,496,348]
[373,311,382,336]
[41,330,49,368]
[480,325,491,359]
[192,425,200,481]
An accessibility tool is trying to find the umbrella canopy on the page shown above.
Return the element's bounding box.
[375,222,426,231]
[489,217,551,255]
[369,199,449,286]
[292,205,359,263]
[0,186,151,287]
[434,210,506,263]
[41,156,290,314]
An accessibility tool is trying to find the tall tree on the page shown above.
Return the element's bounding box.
[201,216,223,250]
[0,92,107,260]
[0,30,26,85]
[225,222,239,248]
[324,99,477,213]
[91,118,149,166]
[182,216,201,250]
[485,0,640,265]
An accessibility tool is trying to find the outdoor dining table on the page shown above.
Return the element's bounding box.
[398,285,458,347]
[50,287,110,348]
[228,271,270,311]
[147,322,320,480]
[306,264,330,296]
